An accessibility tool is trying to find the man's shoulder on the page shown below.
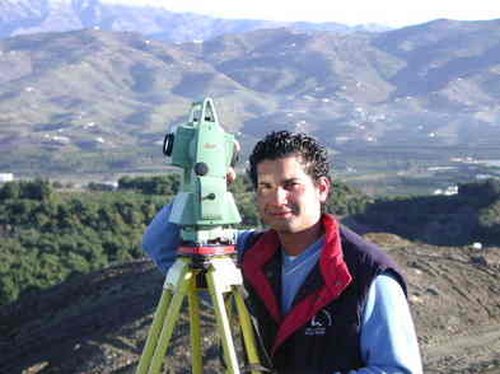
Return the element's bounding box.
[237,229,266,251]
[339,225,379,275]
[339,225,383,254]
[339,224,407,295]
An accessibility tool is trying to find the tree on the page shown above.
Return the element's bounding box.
[0,181,20,200]
[21,179,53,201]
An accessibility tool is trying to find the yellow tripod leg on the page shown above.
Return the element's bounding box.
[233,288,262,374]
[188,272,203,374]
[206,259,241,374]
[136,258,192,374]
[136,287,173,373]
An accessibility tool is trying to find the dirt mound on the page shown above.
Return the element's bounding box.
[366,235,500,373]
[0,260,163,373]
[1,238,500,373]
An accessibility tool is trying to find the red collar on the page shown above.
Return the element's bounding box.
[241,214,353,353]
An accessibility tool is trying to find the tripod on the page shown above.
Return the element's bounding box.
[136,250,264,374]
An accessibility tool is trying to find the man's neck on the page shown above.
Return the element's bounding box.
[277,220,324,256]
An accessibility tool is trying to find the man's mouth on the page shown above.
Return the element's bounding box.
[268,209,295,218]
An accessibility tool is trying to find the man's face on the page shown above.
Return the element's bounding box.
[256,155,330,234]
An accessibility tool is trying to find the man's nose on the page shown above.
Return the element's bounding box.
[271,187,288,205]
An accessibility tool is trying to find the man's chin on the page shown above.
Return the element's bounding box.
[265,218,297,233]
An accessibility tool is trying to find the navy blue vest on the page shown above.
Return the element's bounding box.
[241,215,406,373]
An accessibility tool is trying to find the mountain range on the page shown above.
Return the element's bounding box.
[1,0,384,42]
[1,1,500,193]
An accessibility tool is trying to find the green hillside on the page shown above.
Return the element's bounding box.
[2,176,499,307]
[0,175,367,306]
[352,178,500,245]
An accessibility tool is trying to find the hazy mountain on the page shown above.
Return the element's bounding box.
[0,0,376,43]
[0,19,499,187]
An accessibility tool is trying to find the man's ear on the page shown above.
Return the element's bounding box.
[317,176,331,203]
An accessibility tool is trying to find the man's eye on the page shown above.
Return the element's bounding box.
[285,182,300,190]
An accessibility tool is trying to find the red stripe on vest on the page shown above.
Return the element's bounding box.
[241,230,282,322]
[242,214,353,354]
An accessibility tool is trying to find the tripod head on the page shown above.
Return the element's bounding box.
[163,98,241,252]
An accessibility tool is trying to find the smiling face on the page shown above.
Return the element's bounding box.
[256,155,331,234]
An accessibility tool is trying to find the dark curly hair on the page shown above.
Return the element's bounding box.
[247,130,331,188]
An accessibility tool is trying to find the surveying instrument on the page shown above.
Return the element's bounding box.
[137,98,265,373]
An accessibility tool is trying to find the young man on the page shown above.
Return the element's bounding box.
[143,131,423,373]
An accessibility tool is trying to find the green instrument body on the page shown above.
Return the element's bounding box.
[163,98,241,244]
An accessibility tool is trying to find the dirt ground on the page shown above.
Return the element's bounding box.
[1,233,500,373]
[366,233,500,373]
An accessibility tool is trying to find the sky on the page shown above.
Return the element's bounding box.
[104,0,500,27]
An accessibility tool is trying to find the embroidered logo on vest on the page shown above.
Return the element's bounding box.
[305,309,333,336]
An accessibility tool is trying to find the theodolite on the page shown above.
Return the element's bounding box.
[162,97,241,255]
[136,98,263,374]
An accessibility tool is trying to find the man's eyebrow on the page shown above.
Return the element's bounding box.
[258,177,302,186]
[283,177,301,183]
[257,181,272,186]
[259,178,301,186]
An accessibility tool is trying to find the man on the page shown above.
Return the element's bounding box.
[143,131,423,373]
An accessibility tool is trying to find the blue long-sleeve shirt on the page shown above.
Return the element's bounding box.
[142,205,423,373]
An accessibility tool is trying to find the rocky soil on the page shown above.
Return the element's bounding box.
[1,234,500,373]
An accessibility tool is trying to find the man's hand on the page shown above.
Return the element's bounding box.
[227,139,240,185]
[227,167,237,185]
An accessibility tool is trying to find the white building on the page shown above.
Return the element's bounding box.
[0,173,14,183]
